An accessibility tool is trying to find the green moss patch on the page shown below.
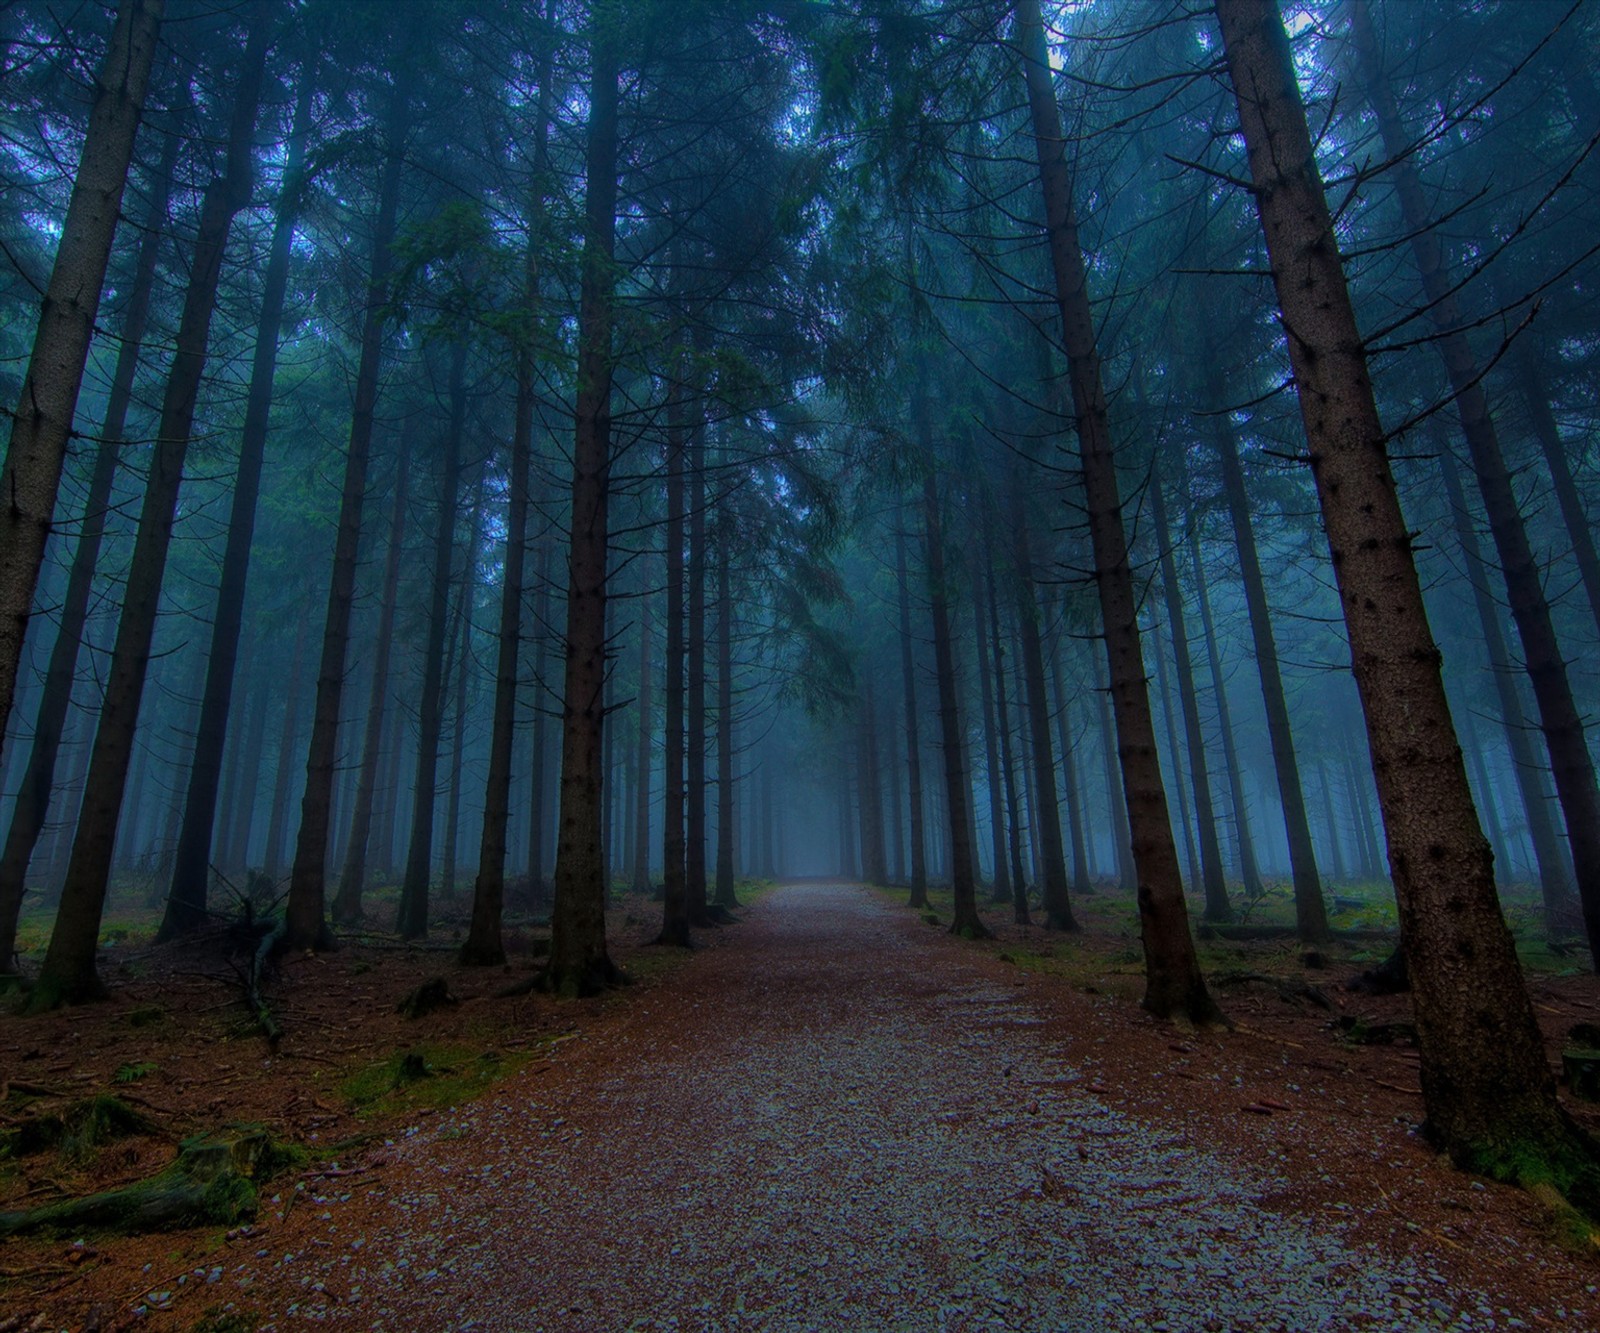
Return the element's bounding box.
[339,1043,533,1117]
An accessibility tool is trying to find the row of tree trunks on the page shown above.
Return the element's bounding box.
[1151,473,1231,921]
[396,347,467,940]
[1204,357,1328,942]
[0,0,164,784]
[281,59,415,952]
[0,114,180,976]
[29,5,273,1008]
[1215,0,1588,1187]
[1347,0,1600,967]
[546,16,623,996]
[895,516,929,908]
[1015,0,1217,1024]
[160,66,315,940]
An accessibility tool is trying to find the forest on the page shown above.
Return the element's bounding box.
[4,0,1600,1326]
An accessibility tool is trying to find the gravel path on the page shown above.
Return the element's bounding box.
[228,884,1504,1331]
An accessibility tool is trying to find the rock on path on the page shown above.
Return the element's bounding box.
[233,884,1493,1331]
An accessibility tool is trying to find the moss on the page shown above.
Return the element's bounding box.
[339,1043,534,1117]
[0,1128,300,1237]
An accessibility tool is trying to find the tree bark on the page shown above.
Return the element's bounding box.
[0,0,164,774]
[282,61,413,951]
[547,18,623,994]
[161,67,314,939]
[1152,473,1230,920]
[1015,0,1217,1021]
[30,8,269,1007]
[1218,0,1583,1180]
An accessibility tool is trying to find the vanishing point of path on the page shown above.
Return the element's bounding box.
[227,885,1529,1331]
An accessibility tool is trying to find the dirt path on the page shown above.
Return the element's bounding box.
[144,881,1588,1332]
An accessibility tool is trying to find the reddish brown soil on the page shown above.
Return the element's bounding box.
[2,882,1598,1330]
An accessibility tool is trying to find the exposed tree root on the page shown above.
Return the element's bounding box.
[0,1129,301,1237]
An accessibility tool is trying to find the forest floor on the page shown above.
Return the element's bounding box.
[3,879,1600,1330]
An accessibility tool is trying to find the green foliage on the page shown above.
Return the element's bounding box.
[114,1060,158,1084]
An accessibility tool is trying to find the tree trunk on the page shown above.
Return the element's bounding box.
[857,676,887,886]
[332,440,410,923]
[1092,654,1135,892]
[986,559,1030,924]
[1152,473,1230,920]
[1219,0,1585,1185]
[685,414,711,926]
[527,540,551,899]
[1188,506,1262,896]
[1437,444,1573,920]
[1349,1,1598,957]
[658,382,689,947]
[1009,483,1075,929]
[161,69,313,938]
[1049,641,1092,896]
[0,0,163,774]
[282,62,413,951]
[1315,757,1347,884]
[923,471,989,938]
[29,10,269,1008]
[223,659,271,870]
[262,617,307,883]
[397,348,467,939]
[632,584,654,894]
[972,551,1012,907]
[1339,719,1384,883]
[441,505,481,903]
[713,527,738,908]
[1516,348,1600,644]
[0,118,179,975]
[1150,615,1199,893]
[1456,705,1511,887]
[895,517,929,907]
[464,387,529,965]
[1016,0,1217,1022]
[547,19,622,995]
[1206,363,1327,941]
